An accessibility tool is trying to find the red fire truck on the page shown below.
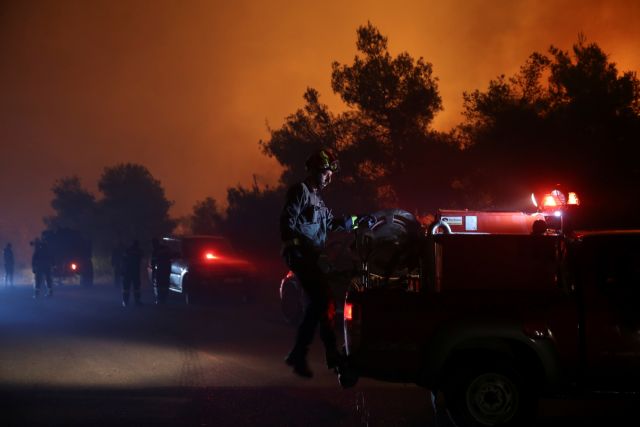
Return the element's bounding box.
[339,190,640,427]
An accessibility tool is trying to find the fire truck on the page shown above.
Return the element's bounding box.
[339,190,640,427]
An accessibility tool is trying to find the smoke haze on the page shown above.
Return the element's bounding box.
[1,0,638,260]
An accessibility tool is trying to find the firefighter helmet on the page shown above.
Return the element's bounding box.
[305,149,339,173]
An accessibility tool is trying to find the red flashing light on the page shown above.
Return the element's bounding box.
[203,251,218,261]
[70,263,77,271]
[567,192,580,206]
[535,189,580,212]
[344,302,353,321]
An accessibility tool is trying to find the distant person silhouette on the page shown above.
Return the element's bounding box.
[4,243,14,288]
[150,237,171,304]
[111,241,125,288]
[121,240,143,307]
[32,239,53,298]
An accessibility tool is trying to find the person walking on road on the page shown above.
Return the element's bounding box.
[4,243,14,288]
[111,241,125,288]
[121,240,143,307]
[150,237,171,304]
[32,239,53,298]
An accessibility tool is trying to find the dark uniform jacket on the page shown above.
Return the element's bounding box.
[31,245,52,274]
[122,245,143,276]
[280,181,354,253]
[3,247,14,270]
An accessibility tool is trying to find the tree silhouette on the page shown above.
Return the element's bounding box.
[97,163,175,250]
[261,22,457,216]
[190,197,223,235]
[234,29,640,264]
[260,88,341,187]
[458,36,640,223]
[332,22,442,133]
[221,183,285,259]
[331,22,452,213]
[44,175,96,235]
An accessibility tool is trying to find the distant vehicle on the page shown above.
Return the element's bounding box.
[158,235,253,304]
[41,228,93,287]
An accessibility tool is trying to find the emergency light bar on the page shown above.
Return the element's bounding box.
[567,192,580,206]
[531,189,580,212]
[530,188,580,234]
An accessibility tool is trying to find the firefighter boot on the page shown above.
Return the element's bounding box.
[285,349,313,378]
[337,364,359,389]
[325,348,344,370]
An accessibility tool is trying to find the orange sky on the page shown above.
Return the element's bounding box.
[1,0,639,261]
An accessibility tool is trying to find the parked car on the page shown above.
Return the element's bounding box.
[158,235,253,304]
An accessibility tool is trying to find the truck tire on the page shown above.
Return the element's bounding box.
[443,359,536,427]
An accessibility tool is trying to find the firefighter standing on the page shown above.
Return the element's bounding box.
[121,240,143,307]
[3,243,14,288]
[280,148,375,378]
[111,241,125,288]
[32,239,53,298]
[151,238,171,304]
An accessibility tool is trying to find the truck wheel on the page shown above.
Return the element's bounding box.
[443,360,536,427]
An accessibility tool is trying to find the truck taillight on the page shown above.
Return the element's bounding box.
[343,301,361,356]
[344,302,353,321]
[203,251,218,261]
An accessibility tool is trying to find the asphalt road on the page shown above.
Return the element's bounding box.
[1,279,639,426]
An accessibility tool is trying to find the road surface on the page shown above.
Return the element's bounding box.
[1,280,639,426]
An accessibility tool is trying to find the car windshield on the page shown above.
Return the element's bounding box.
[181,237,235,260]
